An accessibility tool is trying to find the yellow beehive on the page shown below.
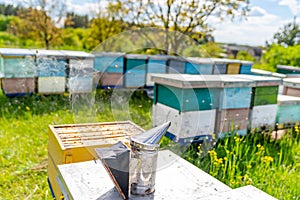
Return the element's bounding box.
[48,121,144,199]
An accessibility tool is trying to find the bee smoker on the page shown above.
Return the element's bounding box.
[129,121,171,195]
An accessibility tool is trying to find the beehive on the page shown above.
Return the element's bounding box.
[93,52,125,88]
[0,48,36,96]
[152,74,254,141]
[167,56,186,74]
[229,75,281,130]
[277,65,300,76]
[152,74,222,142]
[225,59,241,74]
[48,121,144,200]
[124,54,148,88]
[146,55,170,87]
[36,50,67,94]
[1,78,35,96]
[185,58,214,75]
[61,50,95,93]
[212,58,227,74]
[239,60,253,74]
[282,78,300,97]
[277,95,300,126]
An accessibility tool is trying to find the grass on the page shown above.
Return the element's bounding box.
[0,90,299,199]
[0,89,152,199]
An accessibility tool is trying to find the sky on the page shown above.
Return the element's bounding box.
[0,0,299,47]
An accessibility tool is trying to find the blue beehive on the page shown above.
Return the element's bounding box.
[239,60,253,74]
[0,48,36,96]
[277,95,300,126]
[36,50,67,94]
[93,52,125,88]
[146,55,170,87]
[60,50,95,93]
[124,54,148,88]
[185,58,214,75]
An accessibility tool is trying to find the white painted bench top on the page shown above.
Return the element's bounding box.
[56,150,276,200]
[57,150,231,200]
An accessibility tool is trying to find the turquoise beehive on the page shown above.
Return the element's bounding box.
[185,58,214,75]
[124,54,148,88]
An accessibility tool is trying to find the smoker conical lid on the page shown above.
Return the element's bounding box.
[130,121,171,148]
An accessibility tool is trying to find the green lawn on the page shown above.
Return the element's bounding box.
[0,90,299,199]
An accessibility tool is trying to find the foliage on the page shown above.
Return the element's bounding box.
[182,42,223,57]
[0,90,152,199]
[64,12,89,28]
[0,3,20,16]
[163,129,300,199]
[262,44,300,70]
[236,50,256,61]
[117,0,249,54]
[268,21,300,47]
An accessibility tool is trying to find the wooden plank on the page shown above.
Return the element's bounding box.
[48,121,144,166]
[56,150,231,200]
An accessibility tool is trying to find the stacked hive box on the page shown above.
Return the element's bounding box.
[212,58,227,74]
[185,58,214,75]
[48,121,144,200]
[277,65,300,77]
[225,59,241,74]
[282,78,300,97]
[215,75,254,136]
[124,54,148,88]
[146,55,170,87]
[277,95,300,127]
[0,48,36,96]
[36,50,66,94]
[94,52,125,88]
[152,74,255,142]
[152,74,220,143]
[231,75,281,130]
[239,60,253,74]
[61,50,95,93]
[167,56,186,74]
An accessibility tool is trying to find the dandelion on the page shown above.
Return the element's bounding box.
[262,156,274,163]
[247,164,252,169]
[26,106,30,111]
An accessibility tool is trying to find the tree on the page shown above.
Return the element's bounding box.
[9,0,66,49]
[115,0,249,54]
[64,12,89,28]
[268,20,300,47]
[85,1,128,51]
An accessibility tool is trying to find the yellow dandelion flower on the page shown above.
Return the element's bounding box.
[26,106,30,111]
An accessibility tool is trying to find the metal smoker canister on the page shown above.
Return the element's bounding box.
[129,121,171,195]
